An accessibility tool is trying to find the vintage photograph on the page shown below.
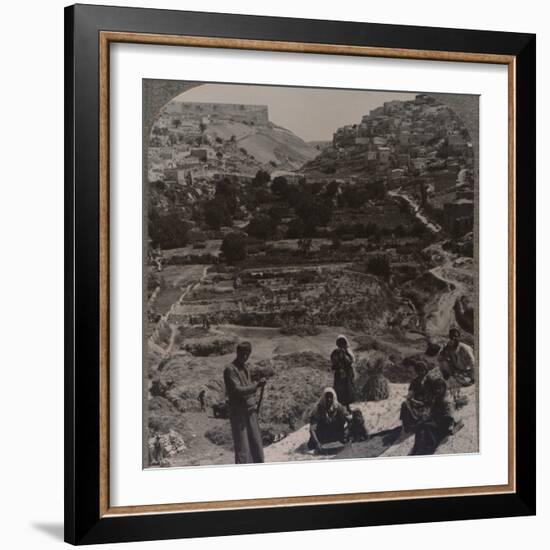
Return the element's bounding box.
[143,80,478,468]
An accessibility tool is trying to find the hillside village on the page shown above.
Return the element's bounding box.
[145,92,477,467]
[148,101,318,216]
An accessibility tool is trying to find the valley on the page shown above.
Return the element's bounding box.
[144,92,477,466]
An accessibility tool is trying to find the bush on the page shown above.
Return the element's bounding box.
[214,178,239,215]
[221,232,247,263]
[148,210,192,249]
[246,214,275,240]
[267,204,288,222]
[286,218,305,238]
[409,221,427,238]
[204,198,231,229]
[295,270,317,285]
[366,255,391,281]
[394,224,407,238]
[253,169,271,187]
[179,336,237,357]
[205,425,233,448]
[271,176,289,196]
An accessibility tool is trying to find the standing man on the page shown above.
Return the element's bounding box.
[223,341,266,464]
[197,389,206,412]
[441,328,475,385]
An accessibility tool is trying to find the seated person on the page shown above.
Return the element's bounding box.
[400,360,431,433]
[308,387,349,453]
[440,328,475,386]
[348,409,369,442]
[411,378,463,455]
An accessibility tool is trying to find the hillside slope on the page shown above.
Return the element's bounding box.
[264,383,478,463]
[206,121,318,170]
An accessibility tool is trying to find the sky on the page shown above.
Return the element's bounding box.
[174,83,416,142]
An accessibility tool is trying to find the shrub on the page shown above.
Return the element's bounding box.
[204,198,231,229]
[246,214,275,240]
[253,169,271,187]
[366,255,391,281]
[181,337,237,357]
[271,176,289,196]
[295,270,317,285]
[148,210,192,249]
[205,425,233,448]
[221,232,247,263]
[286,218,305,238]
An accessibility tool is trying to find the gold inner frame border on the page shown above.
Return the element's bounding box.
[98,31,516,518]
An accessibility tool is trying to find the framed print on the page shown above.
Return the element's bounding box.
[64,4,536,545]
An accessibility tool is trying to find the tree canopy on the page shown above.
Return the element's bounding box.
[221,232,247,263]
[271,176,289,197]
[204,198,231,230]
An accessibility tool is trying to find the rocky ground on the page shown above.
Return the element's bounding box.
[154,380,477,468]
[145,91,477,468]
[146,233,475,468]
[148,319,478,467]
[264,383,477,463]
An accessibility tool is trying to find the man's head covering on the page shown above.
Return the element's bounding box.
[425,342,442,357]
[449,327,460,338]
[236,341,252,355]
[414,359,429,377]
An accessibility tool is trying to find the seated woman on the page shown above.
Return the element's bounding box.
[411,378,463,455]
[308,387,349,453]
[400,360,431,433]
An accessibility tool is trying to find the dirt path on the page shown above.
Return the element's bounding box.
[425,262,469,339]
[388,188,442,233]
[154,265,211,356]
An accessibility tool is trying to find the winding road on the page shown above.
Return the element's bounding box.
[150,265,211,355]
[388,187,442,233]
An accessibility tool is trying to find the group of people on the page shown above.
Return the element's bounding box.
[307,335,361,453]
[400,328,475,454]
[221,328,475,464]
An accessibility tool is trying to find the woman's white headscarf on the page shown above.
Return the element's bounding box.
[317,387,338,414]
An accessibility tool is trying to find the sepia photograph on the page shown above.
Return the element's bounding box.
[143,80,479,468]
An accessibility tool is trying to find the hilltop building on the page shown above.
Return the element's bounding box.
[173,102,269,125]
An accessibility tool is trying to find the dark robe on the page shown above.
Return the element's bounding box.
[223,362,264,464]
[411,394,456,455]
[308,401,348,449]
[330,348,356,407]
[400,374,431,432]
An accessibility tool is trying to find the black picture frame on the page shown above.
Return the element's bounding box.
[65,3,536,545]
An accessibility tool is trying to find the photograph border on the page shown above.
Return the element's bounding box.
[65,3,535,545]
